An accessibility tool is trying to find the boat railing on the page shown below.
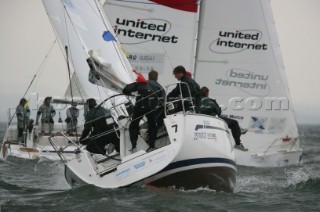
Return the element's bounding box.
[262,135,300,156]
[289,136,300,151]
[48,133,81,163]
[164,82,196,116]
[98,94,134,117]
[7,108,16,125]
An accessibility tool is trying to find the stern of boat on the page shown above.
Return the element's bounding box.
[145,113,237,192]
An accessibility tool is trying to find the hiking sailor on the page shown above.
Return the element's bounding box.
[197,86,248,151]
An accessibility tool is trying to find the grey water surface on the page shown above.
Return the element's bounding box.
[0,123,319,212]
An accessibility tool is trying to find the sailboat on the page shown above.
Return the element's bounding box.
[41,0,237,192]
[0,94,87,160]
[103,0,302,167]
[0,43,87,161]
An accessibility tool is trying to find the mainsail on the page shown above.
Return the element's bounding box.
[42,0,135,101]
[194,0,301,166]
[103,0,198,85]
[104,0,302,167]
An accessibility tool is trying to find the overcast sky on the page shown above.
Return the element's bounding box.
[0,0,320,124]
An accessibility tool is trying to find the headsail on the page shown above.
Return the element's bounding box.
[42,0,135,99]
[64,73,87,99]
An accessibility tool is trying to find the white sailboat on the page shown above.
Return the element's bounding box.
[0,45,87,161]
[42,0,237,192]
[0,95,86,161]
[103,0,302,167]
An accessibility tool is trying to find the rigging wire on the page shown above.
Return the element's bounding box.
[43,2,87,100]
[31,40,58,93]
[94,0,135,81]
[7,40,58,126]
[8,75,36,126]
[62,1,112,101]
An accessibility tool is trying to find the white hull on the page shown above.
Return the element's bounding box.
[1,124,79,161]
[235,130,302,167]
[236,148,302,167]
[1,143,77,161]
[63,114,237,192]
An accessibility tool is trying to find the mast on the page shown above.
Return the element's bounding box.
[192,0,202,79]
[65,46,74,105]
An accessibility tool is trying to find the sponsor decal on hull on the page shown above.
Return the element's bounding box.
[193,120,219,141]
[116,150,168,179]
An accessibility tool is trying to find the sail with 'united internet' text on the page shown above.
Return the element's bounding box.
[194,0,301,167]
[104,0,198,85]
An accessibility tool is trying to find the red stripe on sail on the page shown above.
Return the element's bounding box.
[149,0,198,13]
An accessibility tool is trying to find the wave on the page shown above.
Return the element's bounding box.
[235,166,320,193]
[0,179,25,191]
[285,166,320,191]
[288,178,320,193]
[144,185,220,193]
[0,179,45,193]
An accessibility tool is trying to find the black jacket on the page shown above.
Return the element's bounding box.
[80,107,110,143]
[123,81,164,108]
[197,96,221,116]
[167,75,201,103]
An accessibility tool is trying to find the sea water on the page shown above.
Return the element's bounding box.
[0,123,319,212]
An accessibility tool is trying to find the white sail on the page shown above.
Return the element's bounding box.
[103,0,198,85]
[194,0,301,167]
[64,73,88,99]
[104,0,302,167]
[42,0,135,98]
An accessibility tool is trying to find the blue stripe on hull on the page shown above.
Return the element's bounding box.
[161,157,236,173]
